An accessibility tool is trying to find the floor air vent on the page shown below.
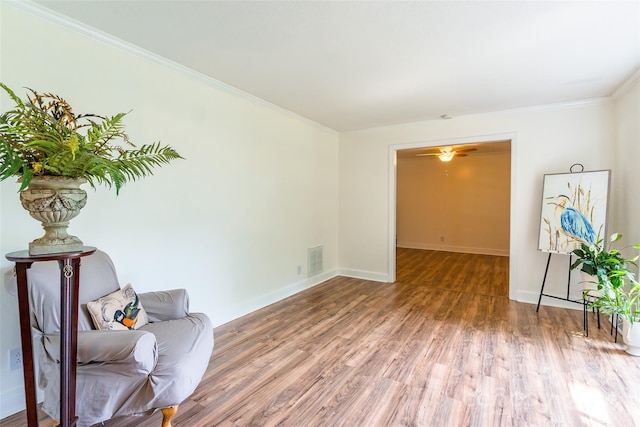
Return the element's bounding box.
[308,246,323,278]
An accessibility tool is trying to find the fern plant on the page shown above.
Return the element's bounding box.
[0,82,183,194]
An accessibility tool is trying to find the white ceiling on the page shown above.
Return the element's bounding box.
[32,1,640,132]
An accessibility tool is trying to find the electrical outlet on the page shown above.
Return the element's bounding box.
[297,265,302,275]
[9,348,22,371]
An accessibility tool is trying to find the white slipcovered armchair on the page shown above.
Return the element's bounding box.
[7,250,214,427]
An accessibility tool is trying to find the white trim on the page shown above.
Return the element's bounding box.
[0,386,44,420]
[4,0,338,136]
[507,135,518,300]
[390,133,515,152]
[459,98,610,120]
[221,269,340,327]
[345,99,610,135]
[612,67,640,100]
[388,146,398,283]
[0,387,27,420]
[338,269,391,283]
[517,290,583,312]
[388,132,518,300]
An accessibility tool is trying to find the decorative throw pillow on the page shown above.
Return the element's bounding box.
[87,283,149,331]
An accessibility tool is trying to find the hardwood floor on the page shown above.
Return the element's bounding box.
[2,249,639,426]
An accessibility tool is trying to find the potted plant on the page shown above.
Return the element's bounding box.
[571,233,640,355]
[0,82,183,255]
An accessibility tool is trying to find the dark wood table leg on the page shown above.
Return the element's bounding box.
[69,258,80,426]
[69,258,82,426]
[14,262,38,427]
[59,258,80,427]
[6,247,95,427]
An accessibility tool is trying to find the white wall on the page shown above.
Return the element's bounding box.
[614,73,640,275]
[339,101,617,300]
[397,149,511,256]
[0,4,339,417]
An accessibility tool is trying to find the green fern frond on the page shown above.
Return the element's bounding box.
[0,139,24,179]
[110,142,184,194]
[88,112,132,153]
[0,82,24,109]
[1,82,184,194]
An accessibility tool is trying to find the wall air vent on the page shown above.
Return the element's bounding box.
[308,246,323,278]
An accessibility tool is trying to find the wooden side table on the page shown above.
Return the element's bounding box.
[6,247,97,427]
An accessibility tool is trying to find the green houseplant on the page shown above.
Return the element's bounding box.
[0,82,183,254]
[0,82,182,193]
[571,233,640,355]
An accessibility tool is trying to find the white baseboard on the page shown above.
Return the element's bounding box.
[516,290,583,311]
[0,387,26,420]
[0,386,43,420]
[212,269,340,328]
[338,268,391,283]
[397,242,509,257]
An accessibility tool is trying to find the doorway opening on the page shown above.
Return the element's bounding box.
[388,133,516,299]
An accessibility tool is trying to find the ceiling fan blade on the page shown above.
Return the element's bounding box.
[456,148,478,153]
[415,152,440,157]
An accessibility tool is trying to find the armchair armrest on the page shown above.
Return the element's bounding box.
[138,288,189,322]
[43,330,157,372]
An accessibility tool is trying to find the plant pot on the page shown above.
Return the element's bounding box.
[579,272,601,294]
[622,317,640,356]
[19,176,87,255]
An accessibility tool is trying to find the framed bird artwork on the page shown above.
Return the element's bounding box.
[538,169,611,254]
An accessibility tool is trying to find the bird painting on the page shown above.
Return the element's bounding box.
[538,170,609,254]
[113,292,141,330]
[547,194,597,251]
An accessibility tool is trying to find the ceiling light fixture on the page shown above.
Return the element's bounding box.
[438,151,455,162]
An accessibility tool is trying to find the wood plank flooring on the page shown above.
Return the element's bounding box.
[2,248,639,426]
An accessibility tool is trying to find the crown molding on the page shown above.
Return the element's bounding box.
[344,97,611,135]
[612,67,640,100]
[2,0,338,135]
[462,97,611,119]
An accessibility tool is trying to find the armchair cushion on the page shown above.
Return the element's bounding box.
[138,288,190,322]
[43,330,157,370]
[87,283,149,331]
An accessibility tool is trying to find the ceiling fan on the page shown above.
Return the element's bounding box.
[415,146,477,162]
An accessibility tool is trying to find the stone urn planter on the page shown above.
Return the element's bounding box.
[1,83,183,253]
[19,176,87,255]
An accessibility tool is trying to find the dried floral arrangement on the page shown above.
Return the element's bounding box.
[0,82,183,194]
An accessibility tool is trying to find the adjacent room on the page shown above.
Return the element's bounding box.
[1,1,639,426]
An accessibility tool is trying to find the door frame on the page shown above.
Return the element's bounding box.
[388,132,518,300]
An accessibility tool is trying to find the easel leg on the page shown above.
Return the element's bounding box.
[584,299,589,336]
[536,253,552,312]
[566,254,572,300]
